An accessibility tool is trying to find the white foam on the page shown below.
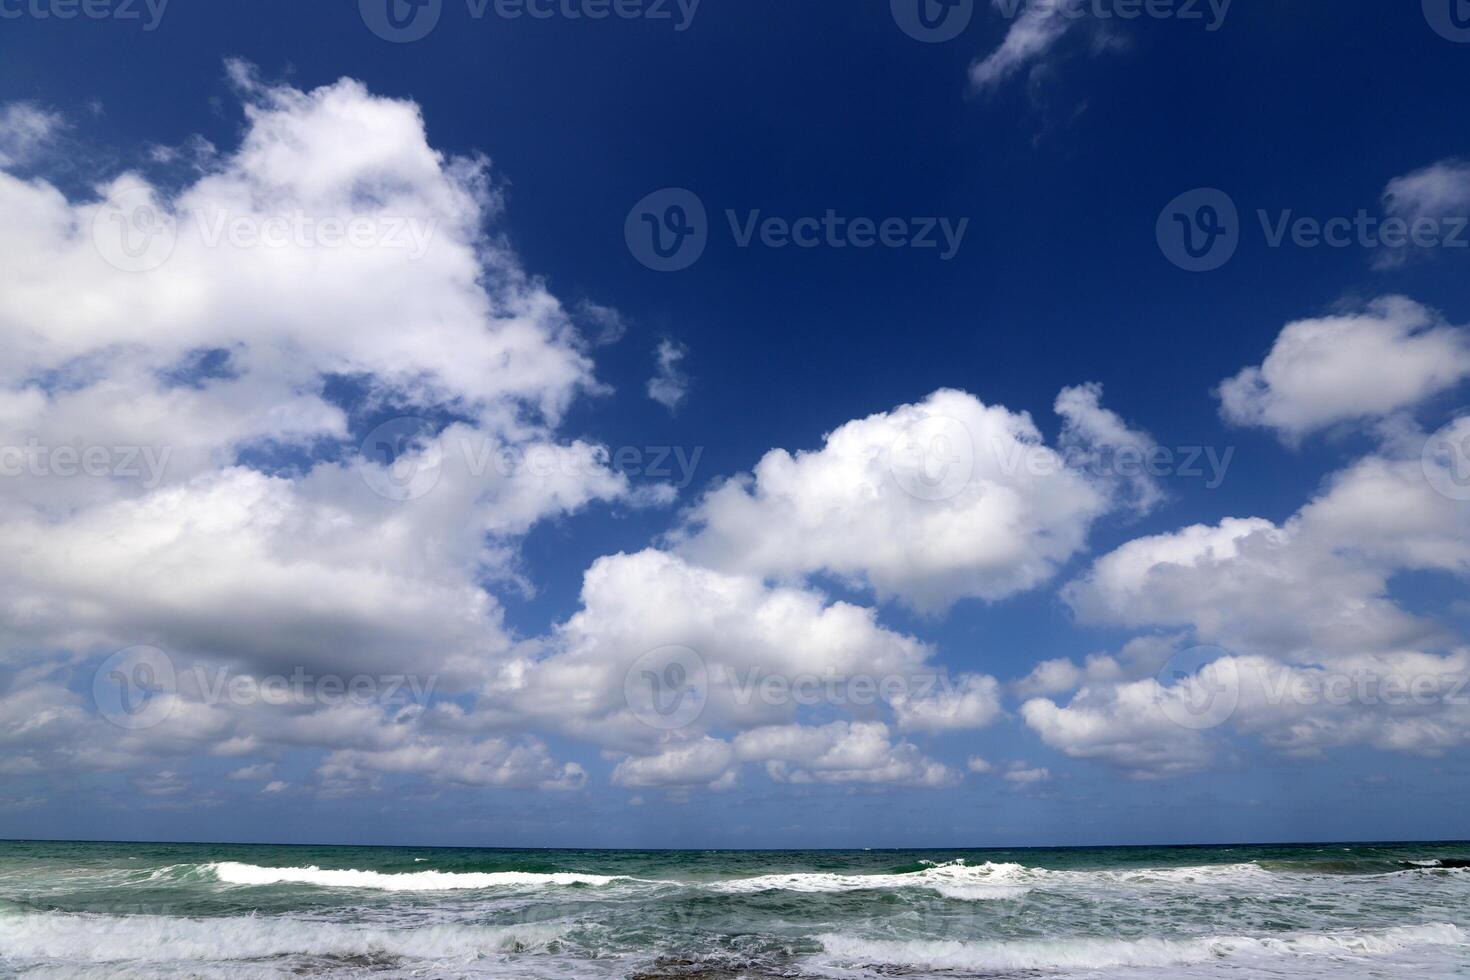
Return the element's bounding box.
[206,861,625,891]
[814,922,1468,973]
[708,860,1033,900]
[0,910,571,963]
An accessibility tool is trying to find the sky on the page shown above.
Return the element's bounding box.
[0,0,1468,850]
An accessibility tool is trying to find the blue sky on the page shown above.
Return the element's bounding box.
[0,1,1468,848]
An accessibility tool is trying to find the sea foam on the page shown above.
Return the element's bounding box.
[814,922,1469,973]
[206,861,627,891]
[0,910,572,963]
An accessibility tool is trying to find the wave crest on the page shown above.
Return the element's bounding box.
[206,861,626,891]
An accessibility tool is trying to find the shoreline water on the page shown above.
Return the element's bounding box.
[3,839,1469,977]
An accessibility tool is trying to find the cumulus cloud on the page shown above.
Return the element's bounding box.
[671,387,1144,612]
[1012,654,1122,698]
[472,548,971,744]
[1034,417,1470,777]
[1025,650,1470,778]
[1066,439,1467,659]
[889,674,1004,733]
[609,723,959,791]
[1217,297,1470,442]
[0,66,638,791]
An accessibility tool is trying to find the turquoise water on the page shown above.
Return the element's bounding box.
[2,839,1469,977]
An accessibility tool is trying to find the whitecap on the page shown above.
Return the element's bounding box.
[205,861,628,891]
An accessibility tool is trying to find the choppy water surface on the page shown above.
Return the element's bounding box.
[2,839,1469,978]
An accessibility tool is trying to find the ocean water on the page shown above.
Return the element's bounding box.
[2,840,1469,978]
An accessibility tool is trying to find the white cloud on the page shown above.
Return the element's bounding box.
[889,674,1003,733]
[736,721,959,788]
[969,0,1076,92]
[0,102,62,167]
[0,67,632,793]
[1012,654,1122,698]
[672,387,1135,612]
[228,763,274,781]
[966,755,994,774]
[1379,159,1470,267]
[1002,763,1051,784]
[647,338,690,412]
[1065,440,1467,659]
[1054,382,1163,512]
[1035,422,1470,777]
[610,737,735,789]
[1217,297,1470,442]
[473,548,969,750]
[320,737,586,792]
[1021,677,1221,778]
[1384,160,1470,219]
[1024,650,1470,778]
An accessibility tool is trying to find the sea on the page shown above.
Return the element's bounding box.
[1,839,1468,978]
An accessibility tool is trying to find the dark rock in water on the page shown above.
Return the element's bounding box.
[1398,859,1470,870]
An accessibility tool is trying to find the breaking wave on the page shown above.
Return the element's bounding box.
[205,861,629,891]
